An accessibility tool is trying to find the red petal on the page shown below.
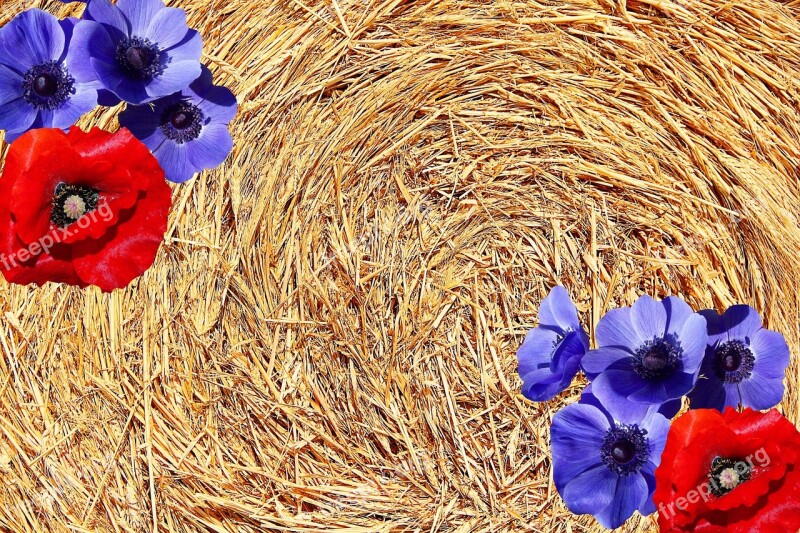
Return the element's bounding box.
[0,153,82,287]
[71,171,171,292]
[5,129,83,244]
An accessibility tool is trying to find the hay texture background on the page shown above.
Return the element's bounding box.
[1,0,800,531]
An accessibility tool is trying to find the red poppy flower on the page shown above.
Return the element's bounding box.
[654,407,800,532]
[0,127,171,292]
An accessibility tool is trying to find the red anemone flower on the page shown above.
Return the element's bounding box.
[654,407,800,532]
[0,127,171,291]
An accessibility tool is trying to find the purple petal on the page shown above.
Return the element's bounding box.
[538,286,581,331]
[145,60,202,100]
[0,64,23,105]
[660,370,696,399]
[640,412,670,466]
[591,370,651,420]
[68,21,118,83]
[596,307,643,350]
[521,368,563,401]
[594,473,648,529]
[561,464,618,515]
[722,305,762,341]
[739,373,784,410]
[677,313,708,373]
[195,80,238,123]
[688,371,726,411]
[656,397,682,419]
[628,380,668,404]
[517,327,560,376]
[0,9,65,72]
[750,329,790,379]
[631,295,667,340]
[118,104,163,146]
[663,296,695,337]
[699,309,726,347]
[0,98,37,134]
[187,123,234,170]
[163,29,202,60]
[85,0,131,34]
[90,57,123,94]
[520,333,585,401]
[145,7,189,49]
[50,85,98,129]
[154,141,195,183]
[118,0,167,36]
[551,330,589,371]
[581,347,632,378]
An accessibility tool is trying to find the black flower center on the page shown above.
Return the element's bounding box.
[714,340,755,383]
[161,101,204,144]
[51,184,99,227]
[22,61,75,110]
[116,37,161,79]
[601,424,649,475]
[633,337,681,380]
[708,456,751,497]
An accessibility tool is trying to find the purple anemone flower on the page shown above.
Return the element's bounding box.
[517,286,589,402]
[68,0,202,104]
[551,391,670,529]
[0,10,97,142]
[581,295,707,418]
[688,305,789,411]
[118,66,236,183]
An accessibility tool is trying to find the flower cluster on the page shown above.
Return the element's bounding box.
[0,0,237,291]
[518,288,794,529]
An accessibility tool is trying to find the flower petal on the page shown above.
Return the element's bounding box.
[750,328,790,379]
[677,313,708,373]
[739,372,784,411]
[195,78,238,123]
[688,370,726,411]
[0,64,23,106]
[68,21,118,83]
[663,296,695,337]
[591,369,651,420]
[72,173,171,291]
[631,295,667,340]
[153,141,195,183]
[538,286,581,331]
[594,473,648,529]
[0,9,65,73]
[145,7,190,50]
[596,306,643,350]
[561,463,618,516]
[118,0,167,37]
[50,85,99,129]
[187,123,234,171]
[581,346,632,378]
[517,327,561,376]
[722,305,762,342]
[144,60,202,100]
[85,0,131,34]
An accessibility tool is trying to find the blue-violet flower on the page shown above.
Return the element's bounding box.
[68,0,202,104]
[551,391,670,529]
[581,295,707,417]
[0,10,98,141]
[688,305,789,411]
[119,66,236,183]
[517,286,589,402]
